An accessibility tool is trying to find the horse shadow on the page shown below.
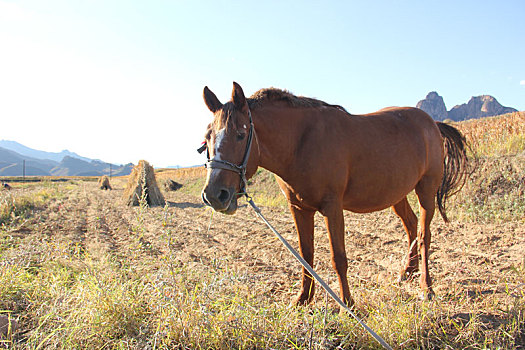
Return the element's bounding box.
[167,201,204,209]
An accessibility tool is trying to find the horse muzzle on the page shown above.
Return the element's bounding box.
[201,186,238,215]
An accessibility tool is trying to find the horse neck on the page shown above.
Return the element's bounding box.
[252,106,304,180]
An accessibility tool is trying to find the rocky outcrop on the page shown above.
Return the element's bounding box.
[416,92,517,121]
[416,92,448,121]
[447,95,517,121]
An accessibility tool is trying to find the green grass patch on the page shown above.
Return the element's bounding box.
[0,185,62,226]
[447,155,525,223]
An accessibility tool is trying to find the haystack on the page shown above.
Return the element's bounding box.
[98,175,112,190]
[123,160,165,207]
[164,179,183,192]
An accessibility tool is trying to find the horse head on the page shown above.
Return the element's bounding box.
[201,82,259,214]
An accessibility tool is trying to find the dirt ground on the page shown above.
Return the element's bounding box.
[11,180,524,316]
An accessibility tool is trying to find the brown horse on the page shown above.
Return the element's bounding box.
[200,82,468,305]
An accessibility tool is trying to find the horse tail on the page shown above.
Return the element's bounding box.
[436,122,470,223]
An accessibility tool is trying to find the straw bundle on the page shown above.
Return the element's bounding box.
[123,160,165,206]
[98,175,112,190]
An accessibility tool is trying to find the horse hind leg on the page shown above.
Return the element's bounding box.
[415,175,440,300]
[392,197,419,282]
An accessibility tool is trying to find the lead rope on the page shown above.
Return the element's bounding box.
[245,195,393,350]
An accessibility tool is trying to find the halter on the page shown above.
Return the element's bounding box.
[197,109,255,196]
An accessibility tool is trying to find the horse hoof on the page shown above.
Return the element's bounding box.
[292,294,312,307]
[398,271,414,283]
[346,296,355,308]
[338,298,355,314]
[419,289,435,301]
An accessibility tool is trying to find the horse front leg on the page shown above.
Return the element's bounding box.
[320,201,353,308]
[289,204,316,305]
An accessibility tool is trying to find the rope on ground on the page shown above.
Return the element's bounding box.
[246,196,393,350]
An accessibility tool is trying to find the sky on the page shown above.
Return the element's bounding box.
[0,0,524,167]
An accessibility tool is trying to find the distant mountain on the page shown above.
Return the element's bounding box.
[0,140,92,163]
[416,92,518,121]
[50,156,134,177]
[0,142,133,177]
[416,92,448,121]
[448,95,517,121]
[51,156,104,177]
[0,147,57,176]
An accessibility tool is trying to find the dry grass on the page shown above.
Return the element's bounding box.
[156,167,206,181]
[455,111,525,157]
[0,183,64,226]
[448,112,525,223]
[155,167,207,199]
[1,178,523,349]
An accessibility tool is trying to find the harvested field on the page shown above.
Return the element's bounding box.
[0,112,524,349]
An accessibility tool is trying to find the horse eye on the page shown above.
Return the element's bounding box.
[236,132,246,141]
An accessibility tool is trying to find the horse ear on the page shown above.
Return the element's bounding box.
[203,86,222,113]
[232,82,249,114]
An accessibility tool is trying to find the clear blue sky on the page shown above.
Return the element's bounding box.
[1,0,523,167]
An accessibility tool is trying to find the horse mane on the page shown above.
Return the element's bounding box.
[248,88,349,114]
[212,88,350,129]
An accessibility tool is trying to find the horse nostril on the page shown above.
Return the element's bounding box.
[218,189,230,204]
[202,192,211,206]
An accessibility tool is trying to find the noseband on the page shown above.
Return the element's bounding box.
[197,110,255,196]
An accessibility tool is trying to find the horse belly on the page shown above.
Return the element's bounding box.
[342,164,422,213]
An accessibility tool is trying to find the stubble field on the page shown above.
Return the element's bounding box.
[1,112,524,349]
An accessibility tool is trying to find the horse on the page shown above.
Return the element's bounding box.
[200,82,468,306]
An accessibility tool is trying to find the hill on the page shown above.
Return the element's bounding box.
[0,143,133,177]
[0,147,58,176]
[0,140,92,163]
[416,91,518,121]
[50,156,134,177]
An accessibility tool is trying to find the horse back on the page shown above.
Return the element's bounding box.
[291,107,440,211]
[339,107,442,211]
[274,106,443,212]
